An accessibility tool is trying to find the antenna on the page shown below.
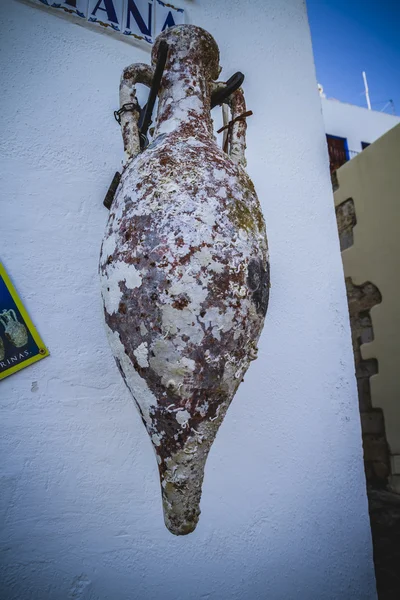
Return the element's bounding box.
[362,71,371,110]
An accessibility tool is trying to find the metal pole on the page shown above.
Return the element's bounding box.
[362,71,371,110]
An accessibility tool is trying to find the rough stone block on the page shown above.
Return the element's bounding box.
[357,377,372,411]
[335,198,356,250]
[356,358,378,380]
[371,461,390,481]
[363,435,389,463]
[361,411,385,435]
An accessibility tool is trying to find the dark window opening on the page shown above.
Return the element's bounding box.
[361,141,371,150]
[326,134,349,175]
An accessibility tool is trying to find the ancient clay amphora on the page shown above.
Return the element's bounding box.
[0,309,28,347]
[100,25,269,535]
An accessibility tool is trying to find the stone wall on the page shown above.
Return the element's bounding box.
[334,124,400,492]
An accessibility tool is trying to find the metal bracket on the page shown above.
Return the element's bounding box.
[103,171,121,210]
[138,40,169,150]
[211,72,245,109]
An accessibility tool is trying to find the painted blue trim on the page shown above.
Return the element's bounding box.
[156,0,184,12]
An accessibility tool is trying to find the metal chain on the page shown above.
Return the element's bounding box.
[114,101,139,125]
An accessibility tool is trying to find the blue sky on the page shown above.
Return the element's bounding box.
[307,0,400,115]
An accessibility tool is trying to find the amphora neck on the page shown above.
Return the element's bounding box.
[152,26,220,139]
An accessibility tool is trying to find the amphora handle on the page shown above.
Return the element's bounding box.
[8,309,18,322]
[118,42,168,161]
[119,64,154,160]
[0,310,12,328]
[216,87,250,168]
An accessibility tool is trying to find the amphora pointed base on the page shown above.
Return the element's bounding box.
[161,450,205,536]
[158,412,228,535]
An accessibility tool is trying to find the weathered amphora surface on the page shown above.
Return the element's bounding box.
[100,25,269,535]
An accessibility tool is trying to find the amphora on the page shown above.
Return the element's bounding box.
[100,25,270,535]
[0,309,28,348]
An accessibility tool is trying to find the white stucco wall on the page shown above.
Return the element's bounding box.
[0,1,376,599]
[322,97,400,154]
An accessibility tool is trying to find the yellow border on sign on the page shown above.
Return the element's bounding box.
[0,262,49,380]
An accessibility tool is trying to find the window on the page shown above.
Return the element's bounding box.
[326,135,349,174]
[361,141,370,150]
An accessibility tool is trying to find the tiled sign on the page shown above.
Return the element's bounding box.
[33,0,185,44]
[124,0,153,43]
[154,0,184,36]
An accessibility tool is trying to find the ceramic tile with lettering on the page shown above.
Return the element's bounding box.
[38,0,89,18]
[88,0,124,32]
[154,0,184,36]
[123,0,154,44]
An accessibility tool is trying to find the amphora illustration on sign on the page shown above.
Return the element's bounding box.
[100,25,270,535]
[0,310,28,348]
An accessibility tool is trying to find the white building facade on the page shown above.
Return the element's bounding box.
[322,97,400,169]
[0,1,377,599]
